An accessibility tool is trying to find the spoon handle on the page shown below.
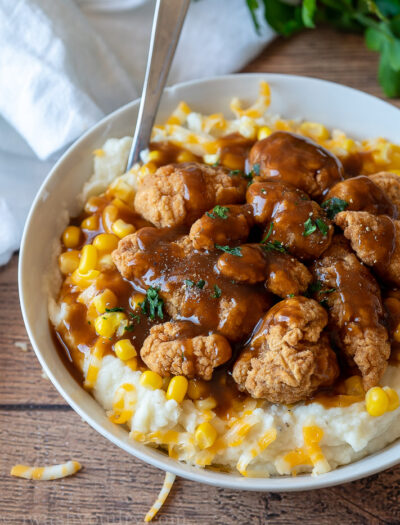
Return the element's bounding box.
[126,0,190,171]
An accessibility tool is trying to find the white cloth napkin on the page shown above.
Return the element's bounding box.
[0,0,274,265]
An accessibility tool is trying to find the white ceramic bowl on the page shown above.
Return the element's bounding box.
[19,73,400,491]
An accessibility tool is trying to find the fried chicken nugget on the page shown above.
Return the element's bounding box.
[232,297,339,404]
[134,162,247,228]
[311,236,390,390]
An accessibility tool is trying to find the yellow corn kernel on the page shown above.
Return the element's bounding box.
[221,153,243,171]
[383,387,400,411]
[366,386,389,417]
[84,196,104,214]
[70,269,100,288]
[94,311,126,338]
[126,357,138,371]
[257,126,272,141]
[177,150,197,163]
[195,422,217,450]
[140,162,157,176]
[344,375,364,397]
[58,250,80,274]
[112,219,135,239]
[130,293,145,311]
[78,244,98,273]
[148,150,163,163]
[394,323,400,343]
[140,370,163,390]
[93,148,105,157]
[81,215,99,231]
[92,289,117,314]
[166,376,188,403]
[62,226,81,248]
[187,379,209,400]
[195,396,217,411]
[108,179,135,204]
[299,122,330,141]
[93,233,119,253]
[102,204,119,233]
[115,339,137,361]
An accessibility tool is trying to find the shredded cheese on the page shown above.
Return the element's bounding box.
[144,472,176,522]
[10,460,81,480]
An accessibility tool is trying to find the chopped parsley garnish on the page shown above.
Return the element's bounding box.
[315,218,329,236]
[303,217,317,236]
[302,217,329,237]
[125,312,140,331]
[215,244,243,257]
[321,288,336,294]
[212,160,220,167]
[140,287,164,320]
[196,279,206,289]
[242,172,254,185]
[307,281,322,295]
[262,240,287,253]
[261,222,274,243]
[206,205,229,220]
[105,307,125,313]
[184,279,195,288]
[229,169,243,177]
[212,285,222,298]
[87,321,91,325]
[288,294,295,298]
[321,197,348,219]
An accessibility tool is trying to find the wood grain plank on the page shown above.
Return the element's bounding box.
[0,257,66,405]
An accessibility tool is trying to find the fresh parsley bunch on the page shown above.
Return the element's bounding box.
[247,0,400,97]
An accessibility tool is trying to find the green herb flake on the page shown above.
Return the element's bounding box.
[303,217,317,237]
[262,240,287,253]
[141,287,164,320]
[196,279,206,289]
[212,285,222,298]
[321,197,349,219]
[124,324,135,332]
[308,281,322,295]
[261,222,274,243]
[105,307,125,313]
[288,293,295,298]
[316,218,329,236]
[229,169,243,177]
[184,279,195,288]
[207,205,229,220]
[212,160,220,167]
[320,287,336,295]
[215,244,243,257]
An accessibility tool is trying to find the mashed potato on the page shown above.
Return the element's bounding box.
[49,83,400,478]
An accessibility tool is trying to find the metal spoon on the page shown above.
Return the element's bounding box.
[126,0,190,171]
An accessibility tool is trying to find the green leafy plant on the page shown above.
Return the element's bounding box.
[247,0,400,97]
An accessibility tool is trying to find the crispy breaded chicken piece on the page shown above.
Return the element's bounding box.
[141,321,231,380]
[232,297,339,404]
[325,175,397,217]
[217,244,312,297]
[134,162,247,228]
[112,227,272,342]
[370,172,400,211]
[335,210,400,286]
[248,131,344,200]
[246,180,333,261]
[311,236,390,390]
[189,204,254,250]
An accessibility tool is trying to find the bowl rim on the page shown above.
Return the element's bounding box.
[19,72,400,491]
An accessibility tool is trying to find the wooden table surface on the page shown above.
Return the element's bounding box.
[2,26,400,525]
